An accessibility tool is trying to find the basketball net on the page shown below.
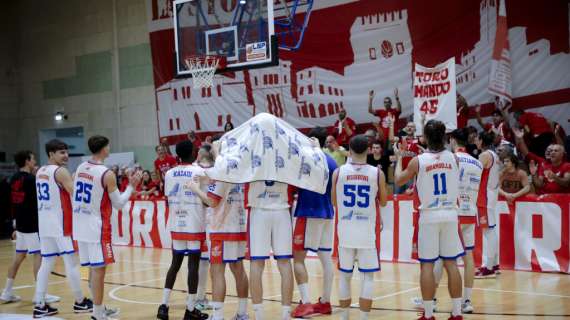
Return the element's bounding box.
[184,56,221,89]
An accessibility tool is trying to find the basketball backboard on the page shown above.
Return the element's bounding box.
[173,0,278,77]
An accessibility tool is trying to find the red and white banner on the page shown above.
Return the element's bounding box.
[488,0,512,102]
[146,0,570,143]
[111,194,570,274]
[413,57,457,133]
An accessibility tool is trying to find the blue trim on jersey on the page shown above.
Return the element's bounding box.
[318,247,332,252]
[418,257,439,263]
[338,267,354,273]
[464,246,475,251]
[41,252,61,257]
[358,267,380,273]
[440,252,466,260]
[172,249,201,255]
[273,254,293,260]
[28,250,41,254]
[488,224,497,229]
[41,250,75,257]
[89,262,106,267]
[15,249,28,253]
[250,256,270,260]
[200,257,210,261]
[61,250,75,255]
[294,154,337,219]
[304,247,332,253]
[222,257,246,263]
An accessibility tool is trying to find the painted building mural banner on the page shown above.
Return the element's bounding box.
[111,194,570,274]
[146,0,570,141]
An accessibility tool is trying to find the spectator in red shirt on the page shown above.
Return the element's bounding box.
[332,108,356,147]
[368,88,401,144]
[136,170,158,200]
[154,145,178,182]
[499,153,530,202]
[393,121,421,194]
[514,127,570,194]
[475,98,513,144]
[456,92,469,129]
[150,171,164,198]
[514,110,554,157]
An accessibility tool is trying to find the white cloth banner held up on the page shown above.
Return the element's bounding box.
[413,57,457,133]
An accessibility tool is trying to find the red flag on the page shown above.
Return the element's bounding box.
[488,0,512,103]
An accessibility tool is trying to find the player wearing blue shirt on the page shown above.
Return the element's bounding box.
[291,127,337,318]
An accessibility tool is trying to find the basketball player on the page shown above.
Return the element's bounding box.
[450,128,482,313]
[187,158,249,320]
[33,140,93,318]
[475,131,501,278]
[246,179,295,320]
[73,135,141,320]
[395,120,464,320]
[291,128,337,318]
[1,151,58,305]
[157,140,209,320]
[332,134,387,320]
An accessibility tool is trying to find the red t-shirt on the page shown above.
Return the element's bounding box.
[332,117,357,146]
[400,136,420,170]
[518,112,552,137]
[484,121,513,143]
[374,109,401,141]
[154,155,178,180]
[457,106,469,128]
[527,152,570,194]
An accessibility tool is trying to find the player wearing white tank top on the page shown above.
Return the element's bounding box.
[475,131,501,279]
[395,120,464,320]
[332,135,387,320]
[72,135,141,320]
[33,140,92,318]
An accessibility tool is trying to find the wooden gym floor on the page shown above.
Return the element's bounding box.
[0,241,569,319]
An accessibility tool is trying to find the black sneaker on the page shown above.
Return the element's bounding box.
[33,304,58,318]
[183,308,209,320]
[74,297,94,313]
[157,304,169,320]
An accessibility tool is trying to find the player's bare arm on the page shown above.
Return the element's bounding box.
[104,169,141,209]
[54,167,74,195]
[395,156,418,187]
[478,150,492,169]
[187,177,213,207]
[377,168,388,207]
[394,88,402,113]
[368,90,375,115]
[331,168,339,208]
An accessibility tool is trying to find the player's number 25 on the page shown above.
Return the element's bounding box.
[75,181,93,204]
[343,184,370,208]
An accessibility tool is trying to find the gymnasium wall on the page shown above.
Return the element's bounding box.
[2,0,158,169]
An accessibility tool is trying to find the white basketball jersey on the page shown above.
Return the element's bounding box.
[36,165,73,238]
[335,163,379,249]
[456,152,483,217]
[244,181,292,210]
[164,164,208,239]
[478,150,501,210]
[415,150,459,223]
[208,181,246,235]
[72,161,112,243]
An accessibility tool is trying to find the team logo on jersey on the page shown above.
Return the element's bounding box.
[168,183,180,197]
[288,136,300,159]
[275,150,285,171]
[427,198,439,208]
[311,151,321,166]
[211,245,221,257]
[239,143,249,153]
[226,158,240,174]
[251,153,262,172]
[341,210,354,220]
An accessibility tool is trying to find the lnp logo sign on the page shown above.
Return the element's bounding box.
[246,41,267,61]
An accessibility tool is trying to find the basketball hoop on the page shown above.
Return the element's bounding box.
[184,55,226,89]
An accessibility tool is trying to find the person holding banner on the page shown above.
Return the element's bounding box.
[368,89,401,144]
[475,131,501,279]
[395,120,464,320]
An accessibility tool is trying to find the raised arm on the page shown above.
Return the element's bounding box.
[104,169,140,209]
[512,127,529,158]
[529,160,544,190]
[394,88,402,113]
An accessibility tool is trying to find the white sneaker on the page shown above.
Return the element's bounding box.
[462,300,474,313]
[195,298,212,310]
[410,297,437,311]
[231,314,250,320]
[105,306,120,318]
[0,291,21,304]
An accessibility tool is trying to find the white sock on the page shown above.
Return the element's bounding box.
[237,298,247,315]
[340,307,349,320]
[463,287,472,302]
[253,303,264,320]
[187,293,197,311]
[4,278,14,293]
[34,256,56,306]
[423,300,434,318]
[298,283,310,304]
[197,260,209,300]
[318,251,333,303]
[62,254,84,303]
[452,298,462,316]
[281,305,291,319]
[212,301,224,320]
[162,288,172,305]
[93,304,104,318]
[359,310,369,320]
